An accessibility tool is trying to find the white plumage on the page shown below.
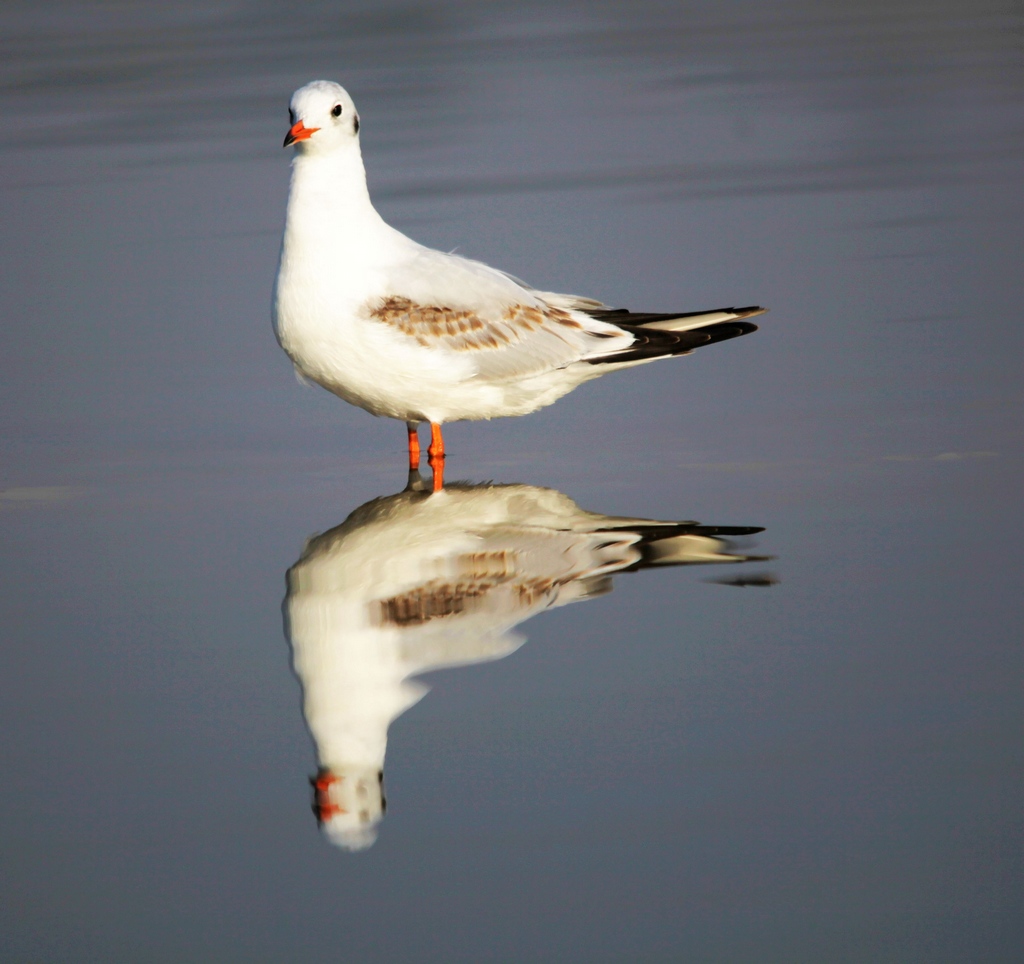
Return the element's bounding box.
[285,478,768,850]
[273,81,764,472]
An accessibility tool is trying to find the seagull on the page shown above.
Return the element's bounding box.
[285,476,769,849]
[274,80,765,487]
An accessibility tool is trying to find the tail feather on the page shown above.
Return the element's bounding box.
[612,523,769,570]
[583,305,765,366]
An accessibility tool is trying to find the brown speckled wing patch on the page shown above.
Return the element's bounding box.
[372,549,562,626]
[367,295,585,351]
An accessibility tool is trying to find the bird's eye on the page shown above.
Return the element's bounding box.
[331,104,342,118]
[288,108,296,124]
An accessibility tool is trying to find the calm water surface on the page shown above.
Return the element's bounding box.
[1,2,1021,961]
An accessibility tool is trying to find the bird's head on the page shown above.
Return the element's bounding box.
[284,80,361,151]
[310,765,385,852]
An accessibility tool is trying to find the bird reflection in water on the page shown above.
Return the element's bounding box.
[284,472,771,850]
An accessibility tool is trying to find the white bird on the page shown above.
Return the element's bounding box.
[274,80,765,486]
[285,476,769,850]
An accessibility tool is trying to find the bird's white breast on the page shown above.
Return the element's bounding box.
[273,147,607,423]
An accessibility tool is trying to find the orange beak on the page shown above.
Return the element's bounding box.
[283,120,319,147]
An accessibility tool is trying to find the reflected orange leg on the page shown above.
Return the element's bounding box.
[427,422,445,492]
[407,424,421,469]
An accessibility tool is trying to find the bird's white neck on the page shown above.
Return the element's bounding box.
[281,147,396,266]
[303,671,427,772]
[288,592,429,772]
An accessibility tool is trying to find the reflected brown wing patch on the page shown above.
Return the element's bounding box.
[373,549,562,626]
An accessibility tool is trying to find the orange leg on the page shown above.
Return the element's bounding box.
[406,423,421,469]
[427,422,445,492]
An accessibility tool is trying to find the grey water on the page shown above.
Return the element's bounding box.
[1,1,1021,961]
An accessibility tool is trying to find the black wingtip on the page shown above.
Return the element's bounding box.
[586,319,759,365]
